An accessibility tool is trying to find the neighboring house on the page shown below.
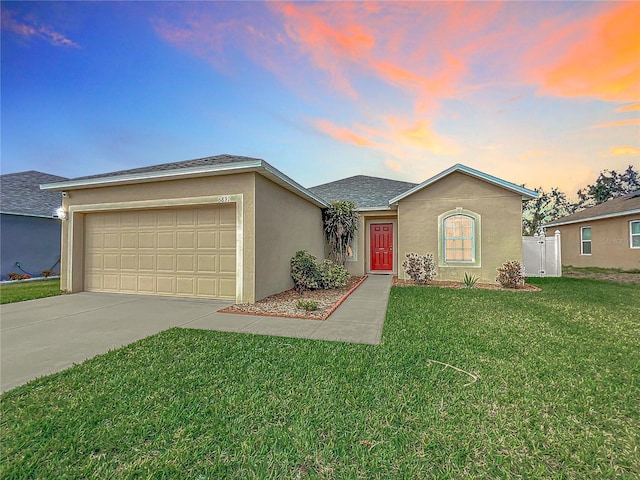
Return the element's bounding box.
[41,155,536,303]
[1,171,68,280]
[544,192,640,271]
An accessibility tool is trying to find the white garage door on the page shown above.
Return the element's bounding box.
[84,205,236,299]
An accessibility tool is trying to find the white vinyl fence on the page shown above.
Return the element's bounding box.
[522,230,562,277]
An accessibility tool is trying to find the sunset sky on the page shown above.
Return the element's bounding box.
[1,1,638,199]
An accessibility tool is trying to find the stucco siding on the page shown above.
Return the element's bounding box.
[254,174,324,300]
[556,215,640,270]
[59,173,256,302]
[1,214,62,280]
[397,172,523,283]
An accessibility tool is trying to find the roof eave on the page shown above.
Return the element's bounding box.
[40,160,328,209]
[544,208,640,228]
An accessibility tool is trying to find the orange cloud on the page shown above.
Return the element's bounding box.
[607,146,640,156]
[591,119,640,129]
[616,103,640,112]
[314,119,373,147]
[537,2,640,102]
[1,10,78,47]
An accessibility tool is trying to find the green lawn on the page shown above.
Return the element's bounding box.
[0,278,62,304]
[1,278,638,478]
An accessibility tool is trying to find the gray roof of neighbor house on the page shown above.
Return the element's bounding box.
[309,175,418,209]
[1,170,68,218]
[40,154,328,208]
[545,191,640,227]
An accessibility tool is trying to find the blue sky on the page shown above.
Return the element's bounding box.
[1,1,638,198]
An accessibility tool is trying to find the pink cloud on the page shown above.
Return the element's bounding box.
[1,10,78,47]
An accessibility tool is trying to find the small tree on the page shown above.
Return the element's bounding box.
[522,186,576,236]
[323,200,359,266]
[577,165,639,208]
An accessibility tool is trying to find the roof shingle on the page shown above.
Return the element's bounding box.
[309,175,417,209]
[1,171,68,217]
[546,191,640,226]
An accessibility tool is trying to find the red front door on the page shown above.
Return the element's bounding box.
[370,223,393,271]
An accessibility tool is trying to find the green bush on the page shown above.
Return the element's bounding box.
[291,251,321,292]
[496,260,525,288]
[318,259,350,289]
[291,251,350,292]
[296,299,318,311]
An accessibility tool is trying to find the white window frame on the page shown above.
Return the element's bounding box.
[580,226,592,255]
[630,220,640,249]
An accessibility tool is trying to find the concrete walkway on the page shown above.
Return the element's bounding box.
[1,275,392,392]
[186,274,393,344]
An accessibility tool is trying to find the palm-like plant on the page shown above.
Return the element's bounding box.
[323,200,359,266]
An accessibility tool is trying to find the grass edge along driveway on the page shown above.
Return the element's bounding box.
[1,277,639,479]
[0,278,62,304]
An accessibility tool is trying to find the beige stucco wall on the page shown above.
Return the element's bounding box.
[555,215,640,270]
[397,172,524,283]
[59,173,257,302]
[253,174,324,300]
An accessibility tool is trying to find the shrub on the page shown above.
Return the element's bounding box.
[291,251,321,292]
[402,253,437,284]
[296,299,318,311]
[496,260,525,288]
[7,273,29,281]
[323,200,359,266]
[462,272,479,288]
[291,251,350,292]
[41,270,55,278]
[318,259,350,289]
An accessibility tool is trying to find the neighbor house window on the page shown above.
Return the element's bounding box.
[438,208,481,267]
[631,221,640,248]
[581,226,592,255]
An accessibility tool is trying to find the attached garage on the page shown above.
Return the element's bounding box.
[84,205,236,299]
[40,155,328,304]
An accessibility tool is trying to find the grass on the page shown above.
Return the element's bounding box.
[0,278,62,304]
[1,277,639,478]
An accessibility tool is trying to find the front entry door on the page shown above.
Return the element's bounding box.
[370,223,393,271]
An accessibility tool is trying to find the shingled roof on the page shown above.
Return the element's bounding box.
[70,154,257,181]
[545,191,640,227]
[1,171,68,217]
[309,175,417,209]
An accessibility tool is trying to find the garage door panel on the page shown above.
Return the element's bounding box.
[219,231,236,249]
[177,231,195,248]
[121,255,137,270]
[84,206,235,299]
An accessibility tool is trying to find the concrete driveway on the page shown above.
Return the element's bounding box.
[1,276,391,393]
[1,293,232,393]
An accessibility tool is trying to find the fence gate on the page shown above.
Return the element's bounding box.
[522,230,562,277]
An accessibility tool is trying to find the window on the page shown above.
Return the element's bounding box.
[444,215,475,262]
[438,208,481,267]
[581,226,592,255]
[631,221,640,248]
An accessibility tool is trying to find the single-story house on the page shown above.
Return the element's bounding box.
[544,191,640,271]
[41,155,537,302]
[1,171,68,280]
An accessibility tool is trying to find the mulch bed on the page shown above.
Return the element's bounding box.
[218,276,367,320]
[393,277,541,291]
